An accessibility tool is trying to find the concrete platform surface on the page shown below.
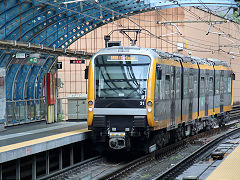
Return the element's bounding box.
[0,121,90,163]
[206,138,240,180]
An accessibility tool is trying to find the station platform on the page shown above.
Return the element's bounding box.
[206,138,240,179]
[0,121,90,163]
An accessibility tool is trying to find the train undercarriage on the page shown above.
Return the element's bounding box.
[92,112,230,153]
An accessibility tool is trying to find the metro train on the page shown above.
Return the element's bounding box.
[86,46,234,152]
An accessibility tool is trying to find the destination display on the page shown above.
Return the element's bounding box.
[107,55,138,61]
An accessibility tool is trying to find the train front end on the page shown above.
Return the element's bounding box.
[87,47,155,150]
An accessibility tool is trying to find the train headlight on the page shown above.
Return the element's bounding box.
[88,107,93,112]
[88,100,93,105]
[147,108,152,113]
[147,101,153,106]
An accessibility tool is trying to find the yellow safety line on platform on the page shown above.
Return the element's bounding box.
[206,139,240,179]
[0,128,90,153]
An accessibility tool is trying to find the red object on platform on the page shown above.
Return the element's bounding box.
[45,73,56,105]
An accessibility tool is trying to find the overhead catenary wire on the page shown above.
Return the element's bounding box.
[89,0,240,53]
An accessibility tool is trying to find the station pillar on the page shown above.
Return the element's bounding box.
[45,73,56,123]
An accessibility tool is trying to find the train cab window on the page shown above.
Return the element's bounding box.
[94,54,151,99]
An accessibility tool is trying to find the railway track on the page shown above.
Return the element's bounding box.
[230,104,240,120]
[101,105,240,180]
[42,151,139,180]
[42,105,240,180]
[100,126,235,180]
[156,126,240,179]
[39,156,103,180]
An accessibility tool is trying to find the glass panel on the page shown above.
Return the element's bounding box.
[228,76,232,93]
[220,76,224,94]
[200,77,205,96]
[224,77,228,94]
[184,75,189,97]
[165,75,170,99]
[176,77,180,99]
[209,77,214,95]
[155,71,160,101]
[215,75,220,95]
[95,54,151,99]
[194,74,198,97]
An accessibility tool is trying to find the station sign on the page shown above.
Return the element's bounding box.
[16,53,26,58]
[29,57,38,63]
[70,60,85,64]
[56,62,62,69]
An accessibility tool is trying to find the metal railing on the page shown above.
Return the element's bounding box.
[5,96,87,126]
[6,98,46,126]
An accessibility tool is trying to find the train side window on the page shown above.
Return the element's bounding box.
[160,78,164,100]
[193,72,198,97]
[184,75,189,97]
[209,77,214,95]
[176,77,180,99]
[166,74,170,81]
[228,76,232,93]
[156,66,162,80]
[215,75,220,95]
[220,76,224,94]
[200,77,205,96]
[165,75,170,99]
[155,72,160,100]
[224,77,228,93]
[189,75,194,92]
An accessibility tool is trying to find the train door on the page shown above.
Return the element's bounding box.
[205,70,209,116]
[220,70,224,112]
[170,66,176,127]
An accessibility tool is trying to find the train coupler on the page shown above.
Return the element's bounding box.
[108,132,126,149]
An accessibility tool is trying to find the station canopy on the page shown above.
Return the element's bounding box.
[0,0,238,102]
